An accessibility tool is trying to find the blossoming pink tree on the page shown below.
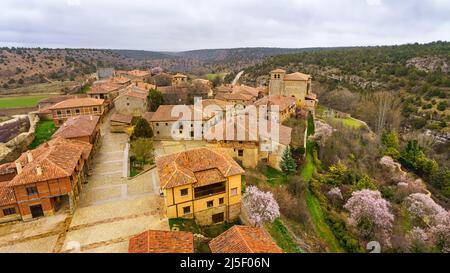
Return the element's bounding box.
[344,189,394,247]
[405,193,450,252]
[243,185,280,227]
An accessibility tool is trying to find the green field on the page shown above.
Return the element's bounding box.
[267,219,303,253]
[204,73,227,81]
[28,120,56,149]
[329,117,364,129]
[0,95,51,109]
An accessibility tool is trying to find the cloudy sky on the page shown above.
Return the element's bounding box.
[0,0,449,51]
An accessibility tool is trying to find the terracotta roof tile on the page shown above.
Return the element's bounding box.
[254,95,297,112]
[284,72,311,81]
[128,230,194,253]
[110,76,131,85]
[0,162,15,175]
[205,114,292,145]
[156,147,244,189]
[0,182,16,207]
[111,113,133,124]
[142,112,155,123]
[88,82,121,94]
[49,98,104,110]
[150,105,214,122]
[8,137,92,187]
[52,115,99,139]
[209,225,282,253]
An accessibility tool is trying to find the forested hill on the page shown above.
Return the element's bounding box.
[240,41,450,136]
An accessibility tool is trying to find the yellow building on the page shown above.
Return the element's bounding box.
[156,147,245,226]
[172,73,188,86]
[268,69,318,109]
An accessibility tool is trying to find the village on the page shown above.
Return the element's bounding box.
[0,67,318,253]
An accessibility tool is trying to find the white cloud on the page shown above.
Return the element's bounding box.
[0,0,448,51]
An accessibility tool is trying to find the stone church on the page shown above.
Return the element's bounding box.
[268,68,317,109]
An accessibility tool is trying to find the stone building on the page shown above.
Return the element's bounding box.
[116,70,151,83]
[205,113,292,170]
[156,147,245,226]
[87,82,122,109]
[49,98,105,127]
[149,105,220,140]
[171,73,188,86]
[52,115,101,147]
[268,69,318,109]
[253,95,297,123]
[114,86,149,116]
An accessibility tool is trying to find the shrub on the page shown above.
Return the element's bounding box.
[131,117,153,139]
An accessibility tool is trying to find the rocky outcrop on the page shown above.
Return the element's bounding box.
[0,115,30,143]
[406,56,450,73]
[0,113,39,163]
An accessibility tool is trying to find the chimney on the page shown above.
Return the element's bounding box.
[27,151,33,163]
[15,162,23,174]
[36,166,42,176]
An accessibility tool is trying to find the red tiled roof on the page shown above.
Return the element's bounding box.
[0,162,15,175]
[142,112,155,123]
[128,230,194,253]
[52,115,99,139]
[254,95,297,112]
[156,147,244,189]
[209,225,283,253]
[8,137,92,187]
[0,182,16,207]
[150,105,215,122]
[205,114,292,145]
[88,82,121,94]
[284,72,311,81]
[49,98,104,110]
[111,113,133,124]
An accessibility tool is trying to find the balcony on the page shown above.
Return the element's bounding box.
[194,183,226,199]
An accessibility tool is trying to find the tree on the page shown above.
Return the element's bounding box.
[130,138,154,164]
[132,117,153,139]
[148,88,164,112]
[280,146,297,175]
[243,185,280,227]
[344,189,394,246]
[211,75,223,87]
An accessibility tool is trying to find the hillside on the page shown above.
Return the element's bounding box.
[240,41,450,137]
[0,47,330,92]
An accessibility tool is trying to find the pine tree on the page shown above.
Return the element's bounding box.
[132,117,153,139]
[280,146,297,175]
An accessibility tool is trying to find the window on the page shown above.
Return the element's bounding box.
[231,187,238,196]
[3,207,16,216]
[26,186,38,196]
[75,109,80,114]
[66,110,71,114]
[238,149,244,157]
[219,197,224,205]
[127,103,130,106]
[57,111,62,115]
[157,131,160,135]
[180,188,188,196]
[93,107,98,112]
[165,123,168,126]
[156,123,159,126]
[183,206,191,215]
[207,200,214,208]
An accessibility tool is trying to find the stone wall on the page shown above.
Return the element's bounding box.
[0,115,30,143]
[0,113,39,164]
